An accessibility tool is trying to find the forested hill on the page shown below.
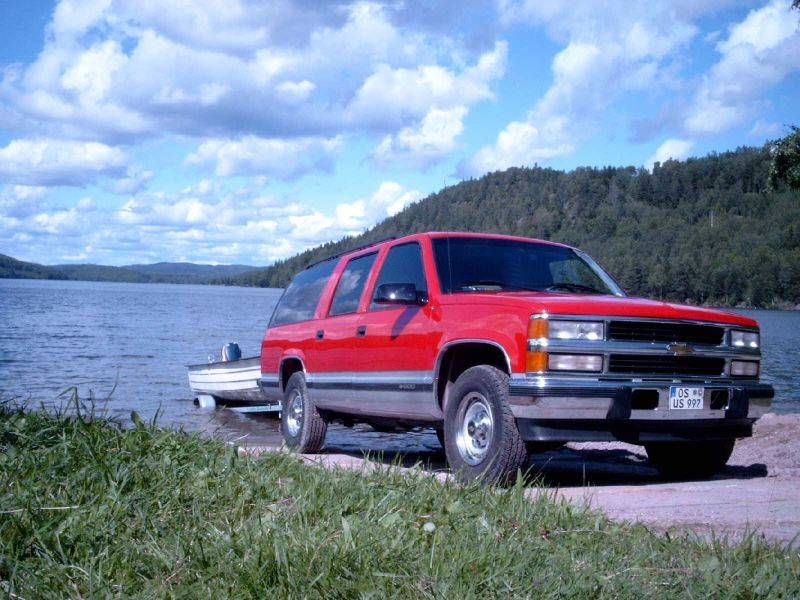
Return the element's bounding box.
[0,258,259,284]
[221,144,800,308]
[0,254,68,280]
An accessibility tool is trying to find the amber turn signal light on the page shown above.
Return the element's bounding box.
[527,317,548,341]
[525,351,548,373]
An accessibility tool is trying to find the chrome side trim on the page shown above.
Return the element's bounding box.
[305,370,440,420]
[306,370,434,385]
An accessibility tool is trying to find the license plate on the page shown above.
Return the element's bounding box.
[669,386,704,409]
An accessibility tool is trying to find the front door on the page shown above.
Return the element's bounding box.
[355,241,440,420]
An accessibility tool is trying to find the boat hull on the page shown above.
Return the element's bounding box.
[187,357,277,406]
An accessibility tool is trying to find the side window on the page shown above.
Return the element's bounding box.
[370,242,427,309]
[269,260,337,327]
[329,253,377,316]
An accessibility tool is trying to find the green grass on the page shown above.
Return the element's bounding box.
[1,402,798,598]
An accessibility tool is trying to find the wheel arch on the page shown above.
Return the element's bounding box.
[279,356,306,392]
[434,339,512,416]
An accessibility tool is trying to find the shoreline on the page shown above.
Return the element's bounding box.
[2,276,799,311]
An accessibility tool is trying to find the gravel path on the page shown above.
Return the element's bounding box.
[231,412,800,546]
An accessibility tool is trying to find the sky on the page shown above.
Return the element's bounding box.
[0,0,798,267]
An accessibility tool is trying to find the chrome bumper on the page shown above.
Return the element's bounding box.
[508,374,774,421]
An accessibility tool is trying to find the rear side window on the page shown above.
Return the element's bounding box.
[269,260,337,327]
[370,242,427,309]
[329,253,377,316]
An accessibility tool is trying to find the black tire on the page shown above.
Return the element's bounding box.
[645,439,735,480]
[281,372,327,453]
[443,365,528,485]
[435,428,446,449]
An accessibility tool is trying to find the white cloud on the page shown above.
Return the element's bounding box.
[684,0,800,135]
[348,41,506,128]
[0,185,49,218]
[468,117,574,174]
[276,80,315,102]
[185,135,342,179]
[1,178,425,265]
[335,181,423,233]
[373,105,468,167]
[0,139,128,186]
[749,119,782,139]
[0,0,503,156]
[466,1,701,174]
[646,139,694,169]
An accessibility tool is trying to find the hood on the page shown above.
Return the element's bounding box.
[445,291,758,327]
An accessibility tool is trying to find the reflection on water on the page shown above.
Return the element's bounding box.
[1,279,798,449]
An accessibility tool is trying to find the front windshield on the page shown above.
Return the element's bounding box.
[432,237,625,296]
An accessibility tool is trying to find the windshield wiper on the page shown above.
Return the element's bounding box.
[458,280,533,292]
[545,282,606,295]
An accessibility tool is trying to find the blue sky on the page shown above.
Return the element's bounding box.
[0,0,798,266]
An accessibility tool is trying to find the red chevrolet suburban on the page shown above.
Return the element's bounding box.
[260,232,773,484]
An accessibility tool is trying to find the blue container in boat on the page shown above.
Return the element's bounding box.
[221,342,241,362]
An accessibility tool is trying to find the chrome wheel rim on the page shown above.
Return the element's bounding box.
[455,393,493,466]
[286,390,303,437]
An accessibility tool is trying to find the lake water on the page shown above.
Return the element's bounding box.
[1,279,798,447]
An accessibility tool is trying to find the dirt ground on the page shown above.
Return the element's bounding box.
[539,413,800,545]
[230,412,800,547]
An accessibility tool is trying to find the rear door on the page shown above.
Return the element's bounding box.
[261,259,338,399]
[354,241,440,419]
[308,251,378,411]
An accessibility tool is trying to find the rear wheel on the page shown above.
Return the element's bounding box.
[444,366,527,485]
[645,439,735,480]
[281,372,327,453]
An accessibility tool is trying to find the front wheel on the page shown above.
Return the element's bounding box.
[645,439,735,480]
[444,366,528,485]
[281,372,327,453]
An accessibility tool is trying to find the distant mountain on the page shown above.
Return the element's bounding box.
[219,143,800,308]
[126,262,257,281]
[54,264,151,283]
[0,254,68,281]
[1,257,260,285]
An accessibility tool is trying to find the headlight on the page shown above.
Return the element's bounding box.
[548,354,603,372]
[548,320,604,341]
[731,360,759,377]
[731,330,759,349]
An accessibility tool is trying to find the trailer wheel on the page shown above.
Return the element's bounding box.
[281,372,327,453]
[444,365,528,485]
[645,439,735,480]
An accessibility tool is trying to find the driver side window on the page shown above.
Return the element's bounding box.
[370,242,427,310]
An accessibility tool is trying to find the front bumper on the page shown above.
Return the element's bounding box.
[508,374,774,443]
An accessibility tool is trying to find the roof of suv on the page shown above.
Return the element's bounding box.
[306,232,572,270]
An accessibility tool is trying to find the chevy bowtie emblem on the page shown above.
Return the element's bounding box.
[667,342,695,355]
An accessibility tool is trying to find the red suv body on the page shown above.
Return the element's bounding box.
[260,232,773,483]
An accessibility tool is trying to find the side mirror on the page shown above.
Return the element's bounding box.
[374,283,427,305]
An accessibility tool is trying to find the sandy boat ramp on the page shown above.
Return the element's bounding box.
[226,412,799,546]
